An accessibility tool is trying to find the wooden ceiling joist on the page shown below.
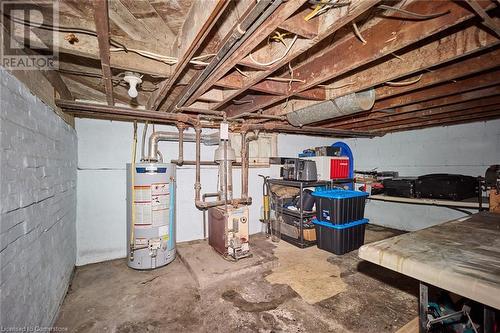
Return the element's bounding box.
[180,0,312,107]
[147,0,230,110]
[372,108,500,133]
[226,0,496,116]
[93,0,114,106]
[350,96,500,131]
[372,71,500,112]
[375,49,500,100]
[12,0,499,133]
[207,0,381,111]
[337,86,500,129]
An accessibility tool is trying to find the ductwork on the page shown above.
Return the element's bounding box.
[286,89,376,127]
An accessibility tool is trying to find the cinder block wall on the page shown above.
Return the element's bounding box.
[0,68,77,327]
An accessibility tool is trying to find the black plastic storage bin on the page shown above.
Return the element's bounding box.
[312,190,369,224]
[313,218,368,255]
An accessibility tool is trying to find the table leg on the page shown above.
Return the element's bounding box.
[484,305,495,333]
[419,281,428,333]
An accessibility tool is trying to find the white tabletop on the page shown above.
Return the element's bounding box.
[359,212,500,309]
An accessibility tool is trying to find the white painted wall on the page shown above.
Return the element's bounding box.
[75,119,333,265]
[76,118,500,265]
[0,68,77,327]
[342,119,500,230]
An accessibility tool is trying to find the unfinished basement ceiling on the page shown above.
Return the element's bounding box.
[7,0,500,134]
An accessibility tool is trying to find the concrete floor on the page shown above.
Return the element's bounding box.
[55,225,418,332]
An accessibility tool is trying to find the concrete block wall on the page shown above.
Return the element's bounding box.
[0,68,77,327]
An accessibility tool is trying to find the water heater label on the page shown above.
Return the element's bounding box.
[151,183,169,227]
[134,185,152,225]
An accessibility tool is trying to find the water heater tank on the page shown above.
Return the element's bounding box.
[126,162,176,269]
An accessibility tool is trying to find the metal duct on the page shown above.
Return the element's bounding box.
[286,89,376,127]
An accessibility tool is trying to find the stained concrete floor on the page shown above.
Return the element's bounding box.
[55,225,418,332]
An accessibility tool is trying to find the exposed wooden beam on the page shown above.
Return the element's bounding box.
[345,96,500,130]
[228,0,496,116]
[93,0,114,106]
[370,109,500,133]
[376,49,500,100]
[337,86,500,129]
[278,6,319,39]
[207,0,380,110]
[182,0,310,107]
[147,0,230,110]
[374,71,500,110]
[43,70,73,100]
[267,23,500,116]
[465,0,500,37]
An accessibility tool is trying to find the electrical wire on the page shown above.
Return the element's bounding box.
[4,13,215,67]
[249,34,298,67]
[352,22,367,44]
[235,66,249,77]
[4,13,128,49]
[377,5,450,20]
[265,77,305,83]
[386,74,423,87]
[109,47,214,66]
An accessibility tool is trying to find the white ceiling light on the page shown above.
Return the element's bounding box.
[123,72,142,98]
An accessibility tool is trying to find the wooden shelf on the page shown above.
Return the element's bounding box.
[369,194,488,209]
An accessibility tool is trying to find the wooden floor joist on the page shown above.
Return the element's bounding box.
[10,0,500,132]
[93,0,114,106]
[226,0,496,116]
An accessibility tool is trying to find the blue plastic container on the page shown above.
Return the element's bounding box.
[313,218,368,254]
[312,189,369,224]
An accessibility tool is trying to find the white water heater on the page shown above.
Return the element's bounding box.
[126,162,176,269]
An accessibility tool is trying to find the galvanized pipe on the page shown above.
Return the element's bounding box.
[241,131,258,199]
[229,112,286,121]
[141,121,148,161]
[194,126,202,207]
[240,123,377,138]
[194,127,252,210]
[177,124,185,166]
[56,99,200,127]
[176,106,227,117]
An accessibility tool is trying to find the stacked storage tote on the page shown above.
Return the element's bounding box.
[126,162,176,269]
[312,190,369,255]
